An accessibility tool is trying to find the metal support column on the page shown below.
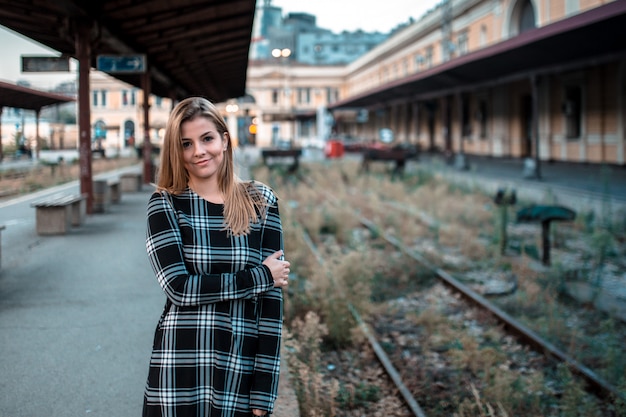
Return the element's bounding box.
[142,71,152,184]
[75,22,94,213]
[532,74,542,179]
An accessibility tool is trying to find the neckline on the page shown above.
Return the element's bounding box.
[188,188,224,205]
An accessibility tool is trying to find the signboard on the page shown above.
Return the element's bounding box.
[22,56,70,72]
[97,54,146,73]
[356,109,369,123]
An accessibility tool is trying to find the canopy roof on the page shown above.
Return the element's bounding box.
[0,80,75,111]
[0,0,256,102]
[330,1,626,109]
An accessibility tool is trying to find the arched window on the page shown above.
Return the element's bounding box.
[124,120,135,147]
[94,120,106,139]
[519,0,536,33]
[508,0,537,37]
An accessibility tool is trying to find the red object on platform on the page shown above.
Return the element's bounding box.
[325,140,344,158]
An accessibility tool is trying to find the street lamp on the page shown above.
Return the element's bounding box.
[226,101,239,147]
[271,48,292,147]
[271,48,291,59]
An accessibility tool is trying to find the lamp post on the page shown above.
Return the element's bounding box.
[226,101,239,148]
[272,48,293,148]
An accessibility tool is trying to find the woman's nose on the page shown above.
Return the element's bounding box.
[193,141,205,155]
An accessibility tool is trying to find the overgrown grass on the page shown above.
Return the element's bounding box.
[251,157,626,416]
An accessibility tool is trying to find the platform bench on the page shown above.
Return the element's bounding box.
[0,225,5,270]
[108,179,121,203]
[120,172,143,192]
[360,145,419,178]
[31,194,87,235]
[261,148,302,173]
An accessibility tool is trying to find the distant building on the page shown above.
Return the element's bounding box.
[250,0,388,64]
[246,0,626,168]
[298,30,388,65]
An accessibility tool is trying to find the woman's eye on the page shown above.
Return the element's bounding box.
[181,141,191,149]
[203,136,213,142]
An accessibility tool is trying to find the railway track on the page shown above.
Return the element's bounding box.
[274,165,625,415]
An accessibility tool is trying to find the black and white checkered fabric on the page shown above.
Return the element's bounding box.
[143,182,284,417]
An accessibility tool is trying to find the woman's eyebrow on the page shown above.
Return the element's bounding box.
[181,130,214,140]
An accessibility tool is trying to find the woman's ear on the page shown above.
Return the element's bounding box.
[223,132,230,151]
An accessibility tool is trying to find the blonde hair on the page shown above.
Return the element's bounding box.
[156,96,267,236]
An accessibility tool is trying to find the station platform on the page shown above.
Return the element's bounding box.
[0,153,299,417]
[1,146,623,416]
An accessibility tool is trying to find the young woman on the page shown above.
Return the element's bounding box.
[143,97,289,417]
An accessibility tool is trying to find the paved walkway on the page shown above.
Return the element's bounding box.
[0,152,299,417]
[411,153,626,219]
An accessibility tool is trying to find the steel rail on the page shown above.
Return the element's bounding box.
[300,229,428,417]
[298,174,624,404]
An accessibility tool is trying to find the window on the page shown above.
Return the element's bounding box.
[94,120,106,140]
[131,90,136,106]
[326,87,337,104]
[122,90,129,106]
[272,89,279,104]
[564,86,582,139]
[415,53,425,69]
[480,25,487,47]
[92,91,98,107]
[425,46,433,68]
[100,90,107,108]
[457,31,469,55]
[155,97,162,108]
[298,88,310,104]
[519,0,536,33]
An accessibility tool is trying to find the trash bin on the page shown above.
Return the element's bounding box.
[325,140,344,158]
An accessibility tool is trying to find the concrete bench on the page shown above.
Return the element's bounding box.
[31,194,87,235]
[92,178,121,213]
[93,180,110,213]
[0,225,5,270]
[120,172,143,192]
[108,179,121,203]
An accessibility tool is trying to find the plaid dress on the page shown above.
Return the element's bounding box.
[143,182,283,417]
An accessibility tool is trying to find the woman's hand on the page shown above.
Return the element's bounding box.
[262,250,290,288]
[252,408,267,416]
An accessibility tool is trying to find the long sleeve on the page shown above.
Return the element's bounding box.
[146,192,274,307]
[250,188,284,413]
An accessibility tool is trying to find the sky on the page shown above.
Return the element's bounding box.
[0,0,442,88]
[270,0,441,33]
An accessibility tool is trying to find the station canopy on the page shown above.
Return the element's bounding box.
[329,1,626,109]
[0,80,75,110]
[0,0,256,103]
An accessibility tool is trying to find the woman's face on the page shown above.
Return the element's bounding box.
[180,116,227,184]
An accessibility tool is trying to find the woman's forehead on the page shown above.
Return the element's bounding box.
[181,117,219,135]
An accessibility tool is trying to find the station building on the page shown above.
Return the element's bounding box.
[245,0,626,167]
[4,0,623,169]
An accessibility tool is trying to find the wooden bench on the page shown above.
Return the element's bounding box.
[261,148,302,173]
[31,194,87,235]
[120,172,143,192]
